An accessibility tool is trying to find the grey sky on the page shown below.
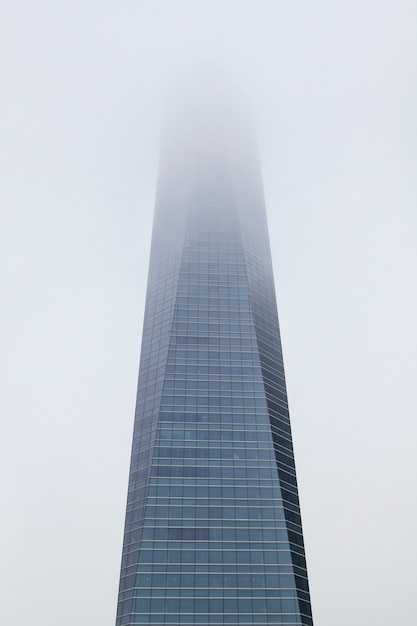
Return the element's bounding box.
[1,2,416,625]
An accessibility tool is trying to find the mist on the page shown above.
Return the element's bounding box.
[1,2,416,625]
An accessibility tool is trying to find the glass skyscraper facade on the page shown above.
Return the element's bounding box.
[115,93,313,625]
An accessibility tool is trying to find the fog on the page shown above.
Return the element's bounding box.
[1,2,416,625]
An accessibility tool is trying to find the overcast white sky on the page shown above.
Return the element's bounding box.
[1,2,417,625]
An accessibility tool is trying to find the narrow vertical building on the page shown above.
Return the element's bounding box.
[115,87,313,625]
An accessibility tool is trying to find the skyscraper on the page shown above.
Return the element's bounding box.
[115,87,313,626]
